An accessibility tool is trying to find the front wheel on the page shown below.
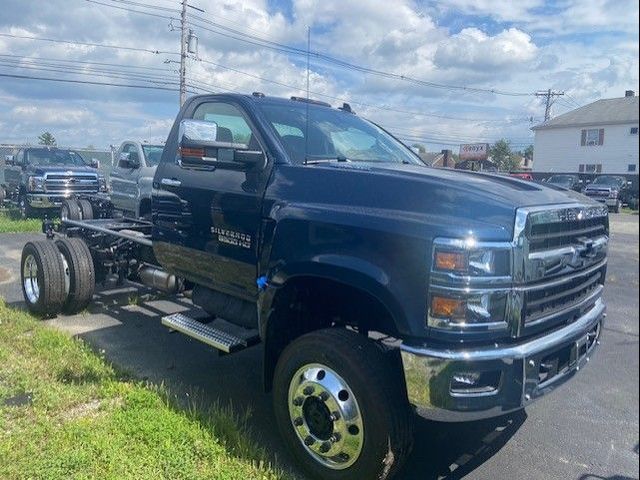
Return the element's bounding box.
[613,199,622,214]
[21,241,67,317]
[18,194,34,219]
[273,329,413,480]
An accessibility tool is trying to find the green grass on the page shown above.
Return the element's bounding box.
[0,209,42,233]
[621,207,639,215]
[0,301,287,480]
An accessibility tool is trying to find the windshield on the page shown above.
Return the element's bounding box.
[25,149,86,167]
[142,145,164,166]
[257,102,423,165]
[592,176,624,187]
[548,175,574,185]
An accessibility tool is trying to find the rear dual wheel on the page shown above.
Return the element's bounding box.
[21,238,95,317]
[273,329,413,480]
[61,199,93,221]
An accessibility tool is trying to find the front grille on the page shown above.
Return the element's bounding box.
[528,216,608,252]
[524,269,603,323]
[45,173,99,194]
[515,204,609,336]
[584,189,610,198]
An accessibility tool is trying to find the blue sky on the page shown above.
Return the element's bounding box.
[0,0,637,151]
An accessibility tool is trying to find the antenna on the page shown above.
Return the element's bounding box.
[304,26,311,165]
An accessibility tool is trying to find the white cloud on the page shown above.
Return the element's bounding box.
[434,28,538,70]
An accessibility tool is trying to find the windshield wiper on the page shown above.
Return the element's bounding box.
[304,155,350,164]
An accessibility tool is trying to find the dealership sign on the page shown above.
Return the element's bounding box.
[459,143,490,160]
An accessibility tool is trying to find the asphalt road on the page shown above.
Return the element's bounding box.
[0,214,638,480]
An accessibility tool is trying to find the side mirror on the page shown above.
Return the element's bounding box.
[118,152,138,169]
[90,158,100,169]
[178,119,264,169]
[4,155,14,166]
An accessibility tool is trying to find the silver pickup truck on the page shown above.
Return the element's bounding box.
[109,141,164,218]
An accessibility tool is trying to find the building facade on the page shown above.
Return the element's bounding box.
[532,92,639,175]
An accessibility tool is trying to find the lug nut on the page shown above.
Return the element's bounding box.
[303,386,315,396]
[304,436,316,446]
[330,411,340,421]
[330,433,342,443]
[293,396,304,406]
[319,442,332,453]
[294,417,304,427]
[319,391,330,402]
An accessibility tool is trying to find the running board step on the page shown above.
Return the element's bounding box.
[162,313,260,354]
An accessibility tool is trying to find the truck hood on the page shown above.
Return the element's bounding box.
[268,163,598,242]
[27,165,99,176]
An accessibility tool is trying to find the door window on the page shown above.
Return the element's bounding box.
[192,102,256,147]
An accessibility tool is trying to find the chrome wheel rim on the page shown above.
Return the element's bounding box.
[61,205,68,221]
[61,253,71,297]
[288,363,364,470]
[23,254,40,304]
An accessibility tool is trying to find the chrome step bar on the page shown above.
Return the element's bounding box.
[161,313,260,353]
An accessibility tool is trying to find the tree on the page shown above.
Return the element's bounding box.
[523,144,534,161]
[490,138,520,172]
[411,143,427,153]
[38,132,57,146]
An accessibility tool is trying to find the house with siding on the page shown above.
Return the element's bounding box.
[532,91,639,175]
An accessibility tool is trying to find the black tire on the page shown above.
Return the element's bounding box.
[273,328,414,480]
[18,193,34,219]
[21,240,67,317]
[61,199,82,221]
[77,199,94,220]
[55,238,95,314]
[613,200,621,214]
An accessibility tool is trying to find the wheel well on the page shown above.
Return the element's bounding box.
[263,275,399,391]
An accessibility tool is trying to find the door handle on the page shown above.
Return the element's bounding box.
[160,178,181,187]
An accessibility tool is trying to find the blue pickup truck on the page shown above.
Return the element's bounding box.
[21,93,608,480]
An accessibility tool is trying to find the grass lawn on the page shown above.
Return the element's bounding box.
[0,209,42,233]
[0,301,287,480]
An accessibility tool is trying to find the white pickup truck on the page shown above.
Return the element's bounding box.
[109,141,164,219]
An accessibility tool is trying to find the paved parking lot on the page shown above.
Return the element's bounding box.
[0,214,638,480]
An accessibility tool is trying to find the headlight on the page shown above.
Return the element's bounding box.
[98,175,108,192]
[27,176,45,192]
[428,238,511,333]
[609,190,618,199]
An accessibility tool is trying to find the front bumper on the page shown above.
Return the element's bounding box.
[585,195,617,207]
[27,193,75,209]
[401,298,605,422]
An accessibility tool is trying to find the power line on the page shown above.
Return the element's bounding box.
[0,53,173,72]
[0,72,188,91]
[0,32,179,55]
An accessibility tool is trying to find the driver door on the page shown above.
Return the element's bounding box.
[110,143,140,215]
[153,100,268,301]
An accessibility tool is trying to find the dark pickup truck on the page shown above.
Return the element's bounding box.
[1,147,106,217]
[21,93,608,480]
[582,175,633,213]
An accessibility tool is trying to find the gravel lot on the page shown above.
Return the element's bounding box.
[0,214,638,480]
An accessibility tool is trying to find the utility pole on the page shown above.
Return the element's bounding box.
[179,0,188,107]
[535,89,564,121]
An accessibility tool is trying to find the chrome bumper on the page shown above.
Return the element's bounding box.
[27,193,73,209]
[401,298,605,422]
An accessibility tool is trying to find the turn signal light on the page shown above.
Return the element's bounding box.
[435,251,467,272]
[431,296,466,319]
[179,147,205,158]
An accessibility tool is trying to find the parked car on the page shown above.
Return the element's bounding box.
[109,141,164,218]
[546,174,582,191]
[510,172,533,181]
[1,147,106,218]
[582,175,632,213]
[24,93,608,480]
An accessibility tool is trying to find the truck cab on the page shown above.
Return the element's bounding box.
[109,141,164,219]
